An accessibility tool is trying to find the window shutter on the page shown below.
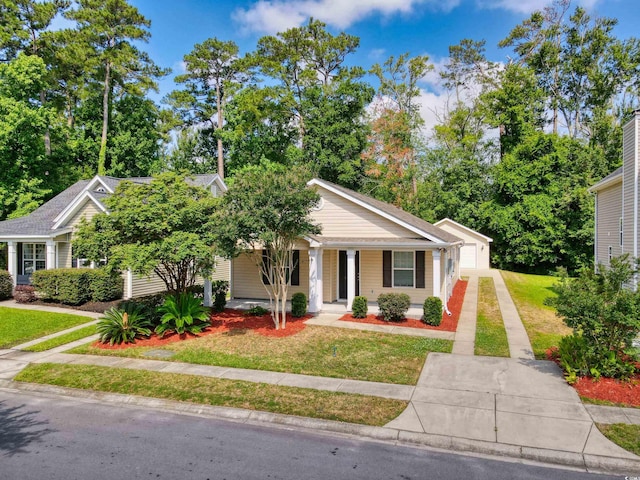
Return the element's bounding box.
[415,251,425,288]
[262,249,270,285]
[383,250,392,287]
[291,250,300,286]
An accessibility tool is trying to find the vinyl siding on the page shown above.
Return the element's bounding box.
[312,188,418,238]
[65,200,102,229]
[622,118,637,258]
[130,272,166,297]
[232,252,309,300]
[436,221,491,269]
[595,183,623,266]
[211,257,230,282]
[322,250,337,302]
[57,242,72,268]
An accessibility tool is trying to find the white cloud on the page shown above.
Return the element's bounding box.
[476,0,601,15]
[233,0,461,35]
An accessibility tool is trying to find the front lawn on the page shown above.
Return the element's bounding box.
[596,424,640,456]
[15,363,408,426]
[23,324,97,352]
[0,307,94,348]
[475,277,509,357]
[500,271,571,358]
[70,325,452,385]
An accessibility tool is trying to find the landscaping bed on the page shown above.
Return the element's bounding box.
[574,374,640,408]
[338,279,467,333]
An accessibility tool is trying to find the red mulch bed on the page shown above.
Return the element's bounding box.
[338,279,468,332]
[95,309,312,350]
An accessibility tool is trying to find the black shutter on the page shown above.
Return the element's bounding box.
[262,249,270,285]
[415,251,425,289]
[291,250,300,286]
[383,250,392,287]
[17,243,23,275]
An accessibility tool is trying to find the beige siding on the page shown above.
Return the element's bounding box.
[622,118,637,257]
[322,250,337,302]
[131,272,166,297]
[211,257,230,282]
[436,221,491,269]
[65,200,102,229]
[232,251,309,300]
[312,188,417,238]
[57,242,72,268]
[596,183,623,266]
[358,250,433,304]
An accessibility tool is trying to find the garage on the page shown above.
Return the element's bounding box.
[434,218,493,270]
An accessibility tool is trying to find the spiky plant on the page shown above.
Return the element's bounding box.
[97,304,152,345]
[155,293,210,337]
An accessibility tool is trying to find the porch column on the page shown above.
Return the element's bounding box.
[346,249,356,311]
[125,269,133,299]
[203,278,212,307]
[432,249,441,300]
[46,240,56,269]
[308,249,320,313]
[7,241,17,286]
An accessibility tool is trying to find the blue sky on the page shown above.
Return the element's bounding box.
[127,0,639,131]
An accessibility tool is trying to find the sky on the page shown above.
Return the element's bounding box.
[122,0,640,133]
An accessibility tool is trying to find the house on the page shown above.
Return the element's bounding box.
[0,174,228,298]
[230,178,463,313]
[434,218,492,269]
[589,110,640,271]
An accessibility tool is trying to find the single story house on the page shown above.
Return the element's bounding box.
[589,110,640,274]
[0,173,229,298]
[230,179,463,313]
[434,218,492,269]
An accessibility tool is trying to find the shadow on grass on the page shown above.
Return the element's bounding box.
[0,401,54,456]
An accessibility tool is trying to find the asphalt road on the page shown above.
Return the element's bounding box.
[0,389,622,480]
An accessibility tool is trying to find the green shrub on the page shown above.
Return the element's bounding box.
[245,305,269,316]
[185,284,204,298]
[97,304,152,345]
[377,293,411,322]
[291,292,307,317]
[351,296,368,318]
[13,285,36,303]
[155,292,210,337]
[32,268,122,305]
[0,270,12,300]
[423,297,442,326]
[88,269,123,302]
[119,292,166,326]
[211,280,229,313]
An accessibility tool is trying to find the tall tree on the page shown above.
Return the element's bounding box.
[65,0,166,175]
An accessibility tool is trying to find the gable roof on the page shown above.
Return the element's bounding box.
[434,218,493,243]
[589,166,622,192]
[307,178,462,245]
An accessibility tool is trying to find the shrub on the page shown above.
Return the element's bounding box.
[88,269,124,302]
[377,293,411,322]
[423,297,442,326]
[211,280,229,313]
[13,285,36,303]
[32,268,122,305]
[291,292,307,317]
[119,292,166,326]
[185,284,204,298]
[246,305,269,316]
[97,304,152,345]
[351,296,368,318]
[0,270,13,300]
[155,292,210,337]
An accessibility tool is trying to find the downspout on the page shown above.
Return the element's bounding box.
[443,248,452,316]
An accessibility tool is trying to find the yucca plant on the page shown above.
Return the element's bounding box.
[97,304,152,345]
[155,292,210,337]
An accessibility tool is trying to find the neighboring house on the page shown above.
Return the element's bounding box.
[589,110,640,272]
[0,174,228,298]
[231,178,463,313]
[434,218,492,269]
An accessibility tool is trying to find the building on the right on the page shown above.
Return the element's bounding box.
[589,110,640,274]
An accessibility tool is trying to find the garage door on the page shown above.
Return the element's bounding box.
[460,244,477,269]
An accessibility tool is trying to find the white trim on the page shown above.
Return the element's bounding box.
[392,250,415,288]
[308,178,449,244]
[432,249,441,299]
[346,249,356,311]
[434,218,493,242]
[52,192,108,230]
[594,193,598,268]
[52,176,113,224]
[7,241,17,286]
[201,174,228,196]
[589,170,622,193]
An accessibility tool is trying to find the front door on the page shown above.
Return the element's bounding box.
[338,250,360,299]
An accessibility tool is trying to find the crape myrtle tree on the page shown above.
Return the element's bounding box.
[73,173,219,293]
[216,164,320,329]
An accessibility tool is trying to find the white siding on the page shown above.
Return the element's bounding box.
[622,118,637,258]
[211,257,230,282]
[435,220,491,269]
[65,200,102,229]
[322,250,337,303]
[231,252,309,300]
[595,183,623,267]
[130,272,167,297]
[57,242,72,268]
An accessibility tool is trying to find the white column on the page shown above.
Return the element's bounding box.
[203,278,212,307]
[7,241,17,286]
[432,249,441,300]
[346,249,356,311]
[125,269,133,299]
[308,249,319,313]
[316,249,323,312]
[46,240,56,269]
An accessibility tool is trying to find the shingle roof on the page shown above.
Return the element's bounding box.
[589,166,622,192]
[311,179,462,244]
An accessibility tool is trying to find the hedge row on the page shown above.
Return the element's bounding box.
[32,268,123,305]
[0,270,12,300]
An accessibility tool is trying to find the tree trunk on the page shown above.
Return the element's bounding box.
[40,90,51,156]
[216,80,224,179]
[98,61,111,176]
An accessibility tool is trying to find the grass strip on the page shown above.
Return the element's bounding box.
[500,271,571,359]
[0,307,93,348]
[475,277,509,357]
[23,324,97,352]
[70,326,452,385]
[580,396,640,410]
[596,423,640,456]
[15,363,408,426]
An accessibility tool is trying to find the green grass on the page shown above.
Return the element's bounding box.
[15,363,408,426]
[475,277,509,357]
[580,396,640,409]
[596,424,640,456]
[23,324,97,352]
[69,325,452,385]
[0,307,94,348]
[500,271,571,359]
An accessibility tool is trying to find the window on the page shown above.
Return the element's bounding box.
[393,251,414,287]
[23,243,46,275]
[620,217,623,247]
[262,250,300,286]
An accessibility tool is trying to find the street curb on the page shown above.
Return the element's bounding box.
[2,380,640,475]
